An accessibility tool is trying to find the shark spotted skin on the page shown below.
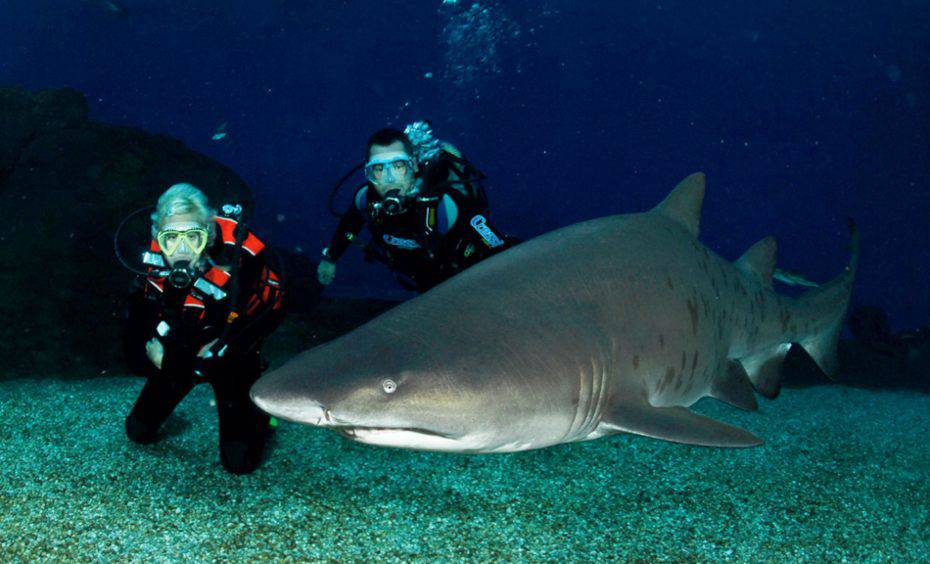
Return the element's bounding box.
[251,173,858,453]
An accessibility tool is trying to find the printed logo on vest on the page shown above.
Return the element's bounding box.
[469,215,504,248]
[382,234,421,249]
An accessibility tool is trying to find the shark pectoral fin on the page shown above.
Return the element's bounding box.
[601,401,763,448]
[710,361,759,411]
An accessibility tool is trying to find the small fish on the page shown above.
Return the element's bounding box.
[211,122,229,142]
[773,268,820,288]
[98,0,129,17]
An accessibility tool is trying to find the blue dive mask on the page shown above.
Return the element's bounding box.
[364,152,415,186]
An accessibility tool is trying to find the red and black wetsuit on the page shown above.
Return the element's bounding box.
[324,149,517,292]
[124,215,285,475]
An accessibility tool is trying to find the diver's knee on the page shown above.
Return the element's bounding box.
[125,413,159,444]
[220,439,266,475]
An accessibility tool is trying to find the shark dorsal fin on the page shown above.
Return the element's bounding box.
[654,172,705,238]
[736,236,777,289]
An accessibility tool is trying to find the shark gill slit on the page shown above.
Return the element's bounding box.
[588,356,609,439]
[584,355,605,438]
[567,360,591,441]
[573,353,606,441]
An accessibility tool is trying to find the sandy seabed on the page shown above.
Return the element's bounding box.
[0,376,927,561]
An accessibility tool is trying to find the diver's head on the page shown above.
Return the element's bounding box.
[151,183,216,269]
[365,128,419,197]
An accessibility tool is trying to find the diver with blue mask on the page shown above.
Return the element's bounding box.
[318,125,517,293]
[363,149,419,218]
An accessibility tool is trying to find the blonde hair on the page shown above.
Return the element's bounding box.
[151,183,216,242]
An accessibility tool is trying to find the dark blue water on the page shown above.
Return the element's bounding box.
[3,0,927,328]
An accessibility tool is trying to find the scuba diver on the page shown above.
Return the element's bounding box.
[317,123,517,293]
[122,183,286,475]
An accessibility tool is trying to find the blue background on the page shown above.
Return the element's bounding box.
[2,0,927,328]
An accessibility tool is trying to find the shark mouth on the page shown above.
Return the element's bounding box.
[334,426,463,451]
[336,426,453,439]
[250,394,468,451]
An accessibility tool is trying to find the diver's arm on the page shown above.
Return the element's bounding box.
[127,276,201,372]
[441,156,469,198]
[418,194,457,257]
[318,204,366,285]
[123,278,164,374]
[202,253,286,360]
[323,205,366,263]
[421,144,474,200]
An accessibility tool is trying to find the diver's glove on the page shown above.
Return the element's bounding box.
[191,337,222,379]
[317,259,336,285]
[197,338,220,360]
[145,337,164,370]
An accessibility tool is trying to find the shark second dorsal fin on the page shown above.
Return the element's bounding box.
[654,172,706,238]
[736,236,777,289]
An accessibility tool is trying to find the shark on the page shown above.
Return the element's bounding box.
[251,173,858,453]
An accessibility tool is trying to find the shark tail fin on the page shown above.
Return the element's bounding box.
[793,219,860,377]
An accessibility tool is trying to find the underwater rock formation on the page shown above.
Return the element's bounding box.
[0,86,252,379]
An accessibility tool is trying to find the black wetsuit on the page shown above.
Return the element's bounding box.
[325,149,516,292]
[123,218,285,475]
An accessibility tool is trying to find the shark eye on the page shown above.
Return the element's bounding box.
[381,378,397,394]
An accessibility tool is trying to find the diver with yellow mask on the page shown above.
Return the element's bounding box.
[122,183,286,474]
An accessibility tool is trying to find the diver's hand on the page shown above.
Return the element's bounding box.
[197,338,220,359]
[145,338,164,370]
[317,259,336,285]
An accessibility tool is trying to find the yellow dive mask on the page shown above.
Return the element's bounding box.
[156,224,209,257]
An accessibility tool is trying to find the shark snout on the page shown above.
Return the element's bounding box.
[250,378,331,425]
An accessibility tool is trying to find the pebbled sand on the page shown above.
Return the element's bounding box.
[0,377,927,560]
